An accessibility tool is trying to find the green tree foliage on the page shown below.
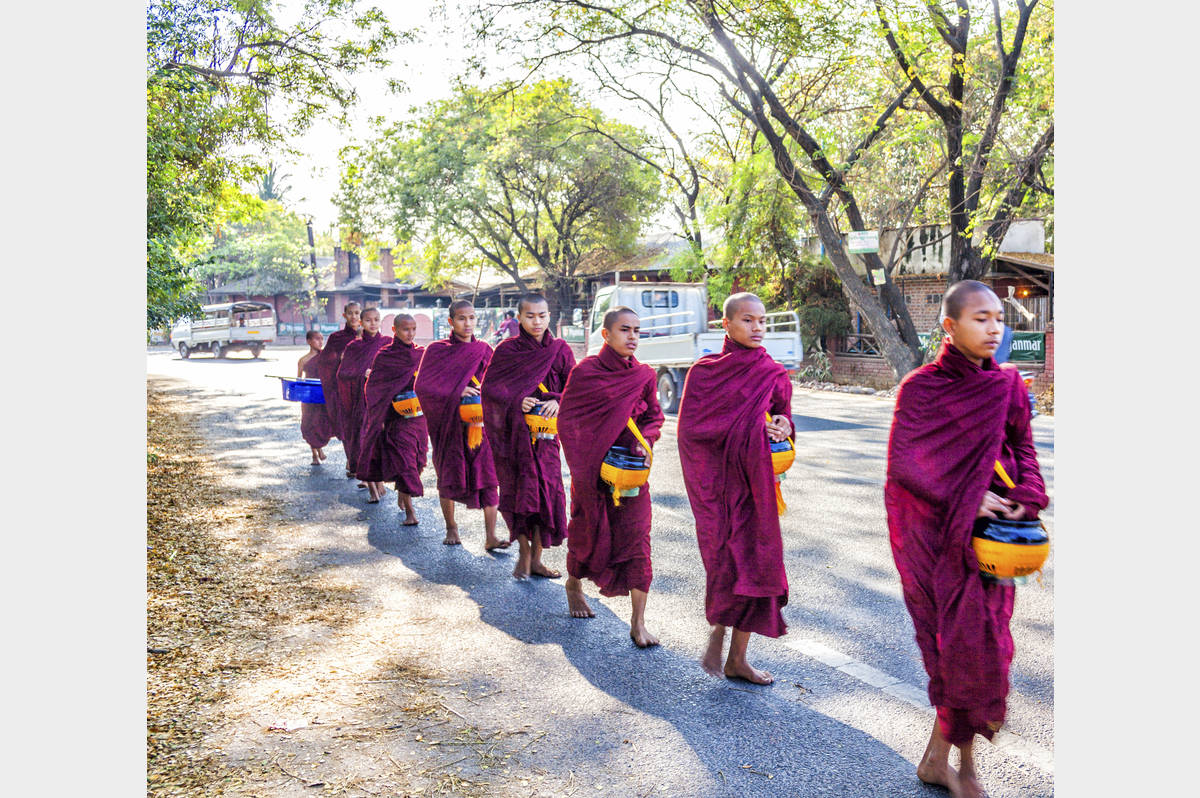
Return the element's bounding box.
[470,0,1052,380]
[194,187,313,300]
[336,79,661,323]
[145,0,398,328]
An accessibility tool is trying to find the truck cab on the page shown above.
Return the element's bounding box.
[587,282,803,413]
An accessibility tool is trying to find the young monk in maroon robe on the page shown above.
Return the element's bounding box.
[885,280,1047,798]
[296,330,333,465]
[481,293,577,581]
[413,301,508,550]
[337,307,390,494]
[558,307,664,647]
[316,302,362,477]
[357,314,429,521]
[677,293,794,685]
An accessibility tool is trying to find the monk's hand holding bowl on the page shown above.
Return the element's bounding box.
[999,501,1027,521]
[766,414,791,442]
[977,490,1016,520]
[539,399,560,418]
[631,443,646,458]
[462,384,481,398]
[521,396,539,412]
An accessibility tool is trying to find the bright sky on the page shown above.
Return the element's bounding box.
[266,0,713,241]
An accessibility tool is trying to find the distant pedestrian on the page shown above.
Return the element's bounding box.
[357,314,428,519]
[413,301,508,550]
[296,330,332,465]
[885,280,1047,798]
[493,310,519,344]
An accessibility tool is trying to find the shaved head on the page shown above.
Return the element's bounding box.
[941,280,999,322]
[449,299,474,317]
[723,292,765,319]
[603,306,638,331]
[392,313,415,327]
[518,292,549,313]
[360,307,380,320]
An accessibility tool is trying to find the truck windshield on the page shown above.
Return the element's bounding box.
[591,290,613,332]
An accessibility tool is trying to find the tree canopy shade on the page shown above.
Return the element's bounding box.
[145,0,399,329]
[470,0,1053,379]
[335,79,661,323]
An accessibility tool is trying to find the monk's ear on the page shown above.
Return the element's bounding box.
[941,315,955,337]
[721,317,731,332]
[600,326,611,344]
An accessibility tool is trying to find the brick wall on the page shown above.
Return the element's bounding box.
[830,354,898,389]
[895,273,949,332]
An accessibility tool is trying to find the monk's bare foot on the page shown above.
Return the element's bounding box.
[724,659,774,685]
[318,448,326,461]
[700,627,725,677]
[565,578,594,618]
[311,457,320,465]
[402,514,418,526]
[512,546,531,580]
[530,562,561,579]
[917,759,960,793]
[953,772,987,798]
[442,526,461,545]
[484,536,511,551]
[630,623,659,648]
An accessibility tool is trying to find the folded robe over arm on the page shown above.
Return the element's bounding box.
[413,335,499,509]
[558,344,664,596]
[481,327,576,548]
[356,338,428,495]
[676,337,794,638]
[885,341,1048,744]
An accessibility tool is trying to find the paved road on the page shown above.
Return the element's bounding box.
[148,345,1055,797]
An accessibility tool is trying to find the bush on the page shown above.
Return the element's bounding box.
[799,350,833,382]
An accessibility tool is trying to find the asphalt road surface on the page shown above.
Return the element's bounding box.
[148,345,1055,797]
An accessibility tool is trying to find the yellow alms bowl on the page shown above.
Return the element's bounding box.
[524,413,558,437]
[392,393,423,418]
[459,401,484,424]
[972,538,1050,580]
[770,440,795,475]
[600,461,650,494]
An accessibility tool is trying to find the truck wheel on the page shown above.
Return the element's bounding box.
[178,343,190,359]
[657,369,680,414]
[250,343,263,358]
[214,344,225,358]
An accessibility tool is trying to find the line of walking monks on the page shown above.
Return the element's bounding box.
[294,283,1046,798]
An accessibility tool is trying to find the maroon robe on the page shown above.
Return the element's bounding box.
[299,355,334,449]
[677,337,794,638]
[316,324,359,440]
[413,335,499,509]
[336,331,390,475]
[481,327,577,547]
[357,338,428,495]
[559,344,664,596]
[885,341,1048,744]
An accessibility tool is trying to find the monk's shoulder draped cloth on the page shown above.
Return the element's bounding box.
[357,338,428,492]
[316,324,358,439]
[414,335,498,506]
[885,341,1048,744]
[481,327,577,546]
[677,337,794,637]
[558,344,664,596]
[337,331,390,473]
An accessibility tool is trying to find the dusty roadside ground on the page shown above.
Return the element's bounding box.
[146,387,546,797]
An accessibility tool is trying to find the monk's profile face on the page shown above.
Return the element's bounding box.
[344,305,362,330]
[394,318,417,346]
[361,310,381,335]
[943,290,1003,364]
[308,333,325,351]
[449,307,475,341]
[601,312,640,358]
[519,300,550,339]
[722,299,767,348]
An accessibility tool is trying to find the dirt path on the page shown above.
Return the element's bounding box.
[147,385,548,797]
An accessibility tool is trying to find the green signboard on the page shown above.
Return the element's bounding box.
[1008,331,1045,362]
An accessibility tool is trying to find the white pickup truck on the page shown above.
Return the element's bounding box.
[586,282,803,413]
[171,301,277,359]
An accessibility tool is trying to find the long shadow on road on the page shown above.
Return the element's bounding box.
[365,519,940,798]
